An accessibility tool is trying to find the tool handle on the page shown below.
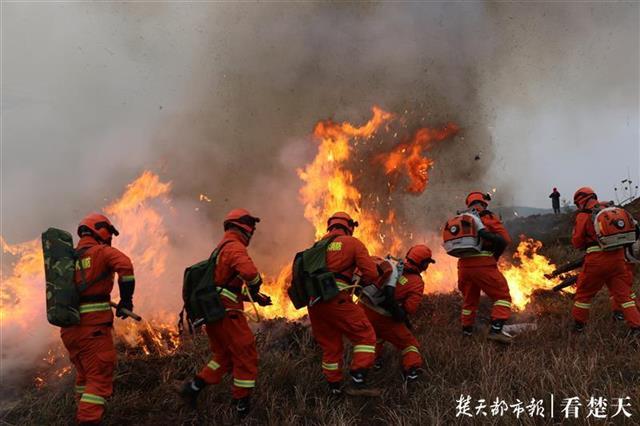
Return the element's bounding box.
[110,302,142,321]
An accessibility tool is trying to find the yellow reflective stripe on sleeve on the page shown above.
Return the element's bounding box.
[74,385,86,394]
[401,346,420,356]
[247,275,261,286]
[219,288,238,303]
[79,302,112,314]
[336,281,351,291]
[120,275,135,282]
[462,309,473,316]
[353,344,376,354]
[494,300,512,308]
[466,251,494,257]
[398,276,408,286]
[207,360,220,371]
[233,378,256,388]
[586,246,603,253]
[622,301,637,309]
[321,362,340,371]
[80,393,106,405]
[574,301,592,309]
[631,293,637,300]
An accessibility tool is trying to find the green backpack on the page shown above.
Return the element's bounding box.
[180,242,231,331]
[42,228,108,327]
[287,235,341,309]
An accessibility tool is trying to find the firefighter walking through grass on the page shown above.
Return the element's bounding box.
[177,209,271,416]
[360,245,434,382]
[308,212,390,396]
[571,188,640,334]
[62,213,136,425]
[447,192,514,344]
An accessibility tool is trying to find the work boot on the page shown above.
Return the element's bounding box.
[403,367,422,383]
[372,357,383,371]
[344,369,381,397]
[174,377,205,409]
[349,369,367,387]
[462,325,474,337]
[328,381,343,397]
[234,396,251,418]
[487,320,513,344]
[613,311,625,322]
[573,321,586,333]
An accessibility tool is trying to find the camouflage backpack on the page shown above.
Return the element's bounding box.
[42,228,107,327]
[287,235,341,309]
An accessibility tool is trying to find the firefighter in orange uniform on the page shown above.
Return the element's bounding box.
[61,213,135,425]
[308,212,389,395]
[361,245,434,382]
[571,188,640,333]
[458,192,514,344]
[178,209,271,416]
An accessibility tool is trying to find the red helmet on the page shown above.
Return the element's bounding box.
[224,208,260,234]
[405,244,435,270]
[465,191,491,208]
[574,187,597,209]
[77,213,119,242]
[327,211,359,235]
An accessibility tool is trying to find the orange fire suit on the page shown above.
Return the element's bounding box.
[572,211,640,327]
[361,267,424,371]
[196,231,261,399]
[61,236,135,424]
[458,210,513,327]
[307,228,380,384]
[610,262,638,312]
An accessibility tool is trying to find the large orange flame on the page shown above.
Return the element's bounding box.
[376,123,460,194]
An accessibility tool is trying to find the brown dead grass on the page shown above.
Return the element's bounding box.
[3,205,640,425]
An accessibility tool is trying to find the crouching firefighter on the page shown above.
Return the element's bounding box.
[443,192,514,344]
[177,209,272,417]
[571,188,640,334]
[359,245,434,382]
[287,212,391,396]
[42,213,136,425]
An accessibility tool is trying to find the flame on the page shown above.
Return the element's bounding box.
[501,238,561,310]
[376,123,459,194]
[2,106,567,389]
[297,106,396,255]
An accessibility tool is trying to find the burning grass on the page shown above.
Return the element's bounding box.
[3,283,640,425]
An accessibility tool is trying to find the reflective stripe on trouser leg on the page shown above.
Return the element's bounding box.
[80,393,106,405]
[322,361,340,371]
[574,301,592,310]
[233,378,256,388]
[353,345,376,354]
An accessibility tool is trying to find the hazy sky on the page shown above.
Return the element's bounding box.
[2,3,639,243]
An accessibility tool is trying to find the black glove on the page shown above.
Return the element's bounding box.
[116,281,135,319]
[390,303,407,323]
[478,229,507,259]
[116,299,133,319]
[254,292,272,307]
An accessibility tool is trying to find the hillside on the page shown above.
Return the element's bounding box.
[3,202,640,425]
